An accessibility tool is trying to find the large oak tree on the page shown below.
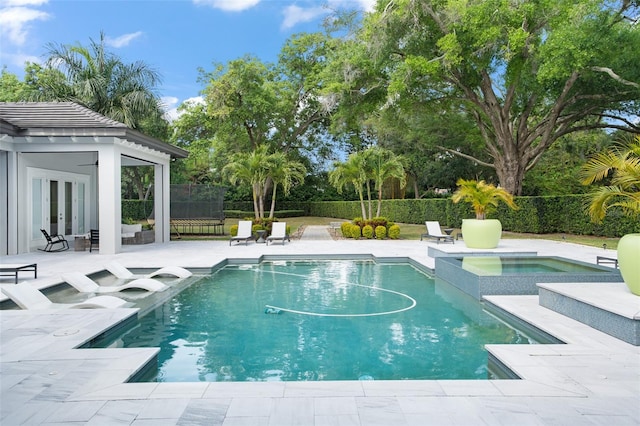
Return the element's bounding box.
[341,0,640,194]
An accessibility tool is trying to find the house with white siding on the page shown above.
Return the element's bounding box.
[0,102,188,255]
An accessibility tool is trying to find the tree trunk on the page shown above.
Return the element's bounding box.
[252,184,260,219]
[269,185,277,219]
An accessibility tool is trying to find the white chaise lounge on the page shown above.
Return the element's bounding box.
[62,272,168,293]
[2,282,127,310]
[230,220,254,245]
[266,222,290,245]
[104,261,192,280]
[420,221,454,244]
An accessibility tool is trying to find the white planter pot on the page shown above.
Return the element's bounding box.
[461,219,502,249]
[617,233,640,296]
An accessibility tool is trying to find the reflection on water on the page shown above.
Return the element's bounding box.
[98,261,534,382]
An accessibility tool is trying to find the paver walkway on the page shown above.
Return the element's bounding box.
[299,225,333,240]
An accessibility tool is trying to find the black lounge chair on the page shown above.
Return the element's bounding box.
[39,229,69,252]
[89,229,99,253]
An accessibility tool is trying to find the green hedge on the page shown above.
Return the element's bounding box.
[124,195,639,237]
[122,200,151,222]
[296,196,639,238]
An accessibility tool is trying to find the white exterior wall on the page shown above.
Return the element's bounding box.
[0,135,174,255]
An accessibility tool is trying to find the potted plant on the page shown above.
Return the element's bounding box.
[580,135,640,295]
[452,178,518,249]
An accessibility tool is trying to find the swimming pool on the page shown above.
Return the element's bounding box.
[93,260,543,382]
[435,256,623,299]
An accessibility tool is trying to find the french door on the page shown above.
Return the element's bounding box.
[28,168,90,247]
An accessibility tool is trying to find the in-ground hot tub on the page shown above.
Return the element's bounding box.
[435,256,623,299]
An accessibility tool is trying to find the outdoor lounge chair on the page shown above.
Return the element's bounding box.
[89,229,99,253]
[1,282,127,310]
[104,261,192,280]
[230,220,254,245]
[266,222,290,245]
[420,221,454,244]
[39,229,69,252]
[62,272,168,293]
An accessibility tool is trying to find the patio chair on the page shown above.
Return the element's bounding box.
[1,282,127,310]
[266,222,290,245]
[420,221,454,244]
[104,261,192,280]
[39,229,69,252]
[62,272,168,293]
[230,220,254,245]
[89,229,99,253]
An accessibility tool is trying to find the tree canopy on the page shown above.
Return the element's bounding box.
[333,0,640,194]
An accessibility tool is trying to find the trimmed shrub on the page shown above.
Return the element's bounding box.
[340,221,351,237]
[375,225,387,239]
[230,224,238,237]
[349,224,362,239]
[362,225,374,239]
[388,224,400,239]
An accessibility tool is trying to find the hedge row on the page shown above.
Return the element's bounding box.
[123,195,639,237]
[294,196,638,237]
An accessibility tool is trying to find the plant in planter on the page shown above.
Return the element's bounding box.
[451,178,518,249]
[580,135,640,295]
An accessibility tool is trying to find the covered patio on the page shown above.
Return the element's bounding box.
[0,102,188,255]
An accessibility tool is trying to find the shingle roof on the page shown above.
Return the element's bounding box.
[0,102,127,128]
[0,102,188,158]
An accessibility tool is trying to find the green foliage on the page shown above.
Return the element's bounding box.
[375,225,387,239]
[580,135,640,223]
[329,147,406,220]
[349,224,362,239]
[340,221,351,237]
[121,200,151,221]
[298,195,639,237]
[452,179,518,220]
[388,224,401,239]
[230,224,238,237]
[362,225,374,239]
[344,0,640,194]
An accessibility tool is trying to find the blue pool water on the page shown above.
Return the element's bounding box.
[100,260,536,382]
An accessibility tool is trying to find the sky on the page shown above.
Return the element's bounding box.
[0,0,375,119]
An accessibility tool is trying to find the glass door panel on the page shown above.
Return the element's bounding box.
[64,181,72,235]
[50,180,59,235]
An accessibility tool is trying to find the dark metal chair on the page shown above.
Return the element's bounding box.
[39,229,69,252]
[89,229,99,253]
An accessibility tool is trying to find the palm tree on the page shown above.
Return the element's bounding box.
[267,152,306,219]
[329,152,368,219]
[44,32,163,129]
[223,146,271,219]
[580,135,640,223]
[451,178,517,220]
[364,147,407,217]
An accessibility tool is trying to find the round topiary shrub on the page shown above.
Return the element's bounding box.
[350,224,362,239]
[362,225,374,239]
[341,222,351,237]
[375,225,387,239]
[388,224,400,239]
[230,224,239,237]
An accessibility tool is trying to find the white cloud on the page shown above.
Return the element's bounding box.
[162,96,205,122]
[192,0,260,12]
[282,5,328,30]
[328,0,376,13]
[1,51,41,68]
[0,0,48,5]
[0,5,50,45]
[105,31,143,48]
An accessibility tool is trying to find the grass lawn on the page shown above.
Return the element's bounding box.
[170,216,620,249]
